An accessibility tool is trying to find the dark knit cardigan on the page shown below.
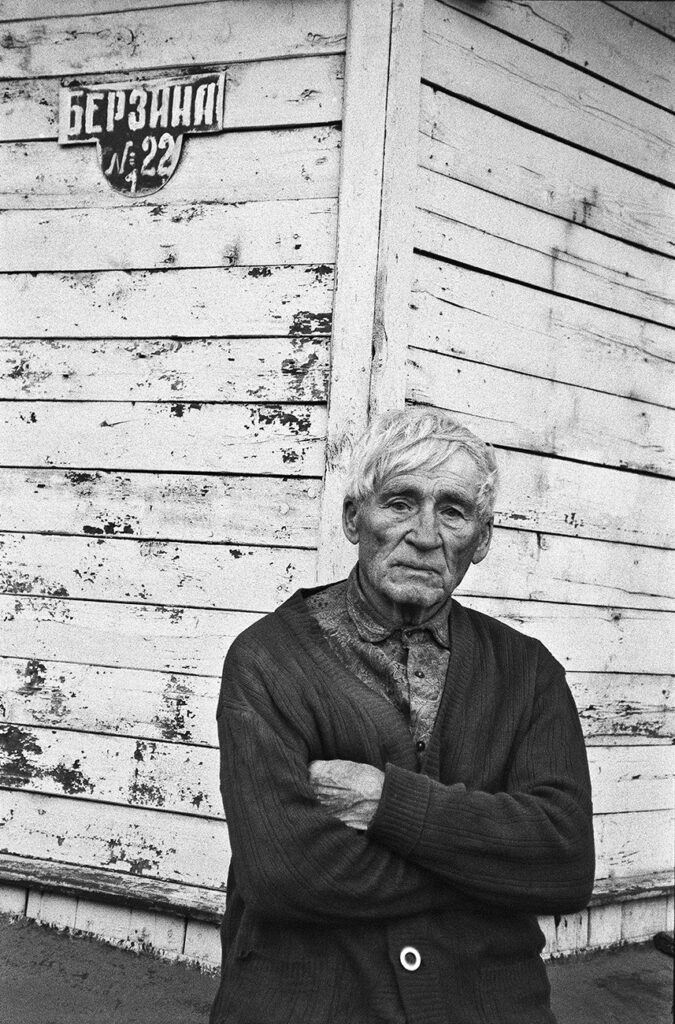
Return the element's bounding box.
[210,587,594,1024]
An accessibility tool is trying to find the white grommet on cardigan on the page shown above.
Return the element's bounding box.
[399,946,421,971]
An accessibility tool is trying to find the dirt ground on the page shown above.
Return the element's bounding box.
[0,914,672,1024]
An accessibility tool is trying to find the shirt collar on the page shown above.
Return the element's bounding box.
[346,565,451,648]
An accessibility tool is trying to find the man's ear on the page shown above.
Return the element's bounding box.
[471,518,493,565]
[342,497,360,546]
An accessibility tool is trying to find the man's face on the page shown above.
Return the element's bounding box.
[342,449,492,624]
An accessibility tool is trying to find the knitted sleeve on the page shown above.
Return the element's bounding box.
[216,637,463,923]
[368,648,595,915]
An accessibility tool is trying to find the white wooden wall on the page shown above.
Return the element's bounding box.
[0,0,346,962]
[407,0,674,950]
[1,0,673,965]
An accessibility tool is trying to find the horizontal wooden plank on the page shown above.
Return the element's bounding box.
[4,528,670,612]
[587,745,674,814]
[0,791,230,890]
[594,808,674,879]
[2,659,671,748]
[0,401,328,475]
[0,198,338,272]
[416,171,674,326]
[608,1,675,37]
[0,53,344,142]
[0,853,226,924]
[2,724,670,820]
[495,449,674,549]
[419,88,674,255]
[0,469,321,545]
[2,264,334,338]
[0,534,316,612]
[436,0,674,111]
[4,656,670,747]
[466,598,675,675]
[4,591,673,677]
[2,400,327,478]
[0,448,671,550]
[0,125,341,209]
[465,530,674,611]
[569,673,674,740]
[0,723,222,816]
[0,336,329,402]
[1,595,259,676]
[407,349,673,476]
[424,0,674,181]
[0,1,348,78]
[0,657,219,747]
[0,1,215,16]
[411,256,674,408]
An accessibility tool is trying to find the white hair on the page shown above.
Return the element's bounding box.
[345,408,499,523]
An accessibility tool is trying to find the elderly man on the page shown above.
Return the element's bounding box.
[210,409,594,1024]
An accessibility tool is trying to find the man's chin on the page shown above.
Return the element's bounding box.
[385,579,447,609]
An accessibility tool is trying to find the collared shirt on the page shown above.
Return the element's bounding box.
[305,567,451,762]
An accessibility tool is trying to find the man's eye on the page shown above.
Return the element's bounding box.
[441,507,463,519]
[389,500,411,512]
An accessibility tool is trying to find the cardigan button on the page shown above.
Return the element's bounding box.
[400,946,421,971]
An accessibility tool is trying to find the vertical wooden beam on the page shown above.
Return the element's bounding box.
[316,0,423,583]
[315,0,393,583]
[370,0,424,416]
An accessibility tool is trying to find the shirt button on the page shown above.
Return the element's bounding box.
[416,740,426,752]
[400,946,422,971]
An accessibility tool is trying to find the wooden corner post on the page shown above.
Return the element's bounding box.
[316,0,423,584]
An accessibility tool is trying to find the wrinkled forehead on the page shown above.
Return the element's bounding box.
[374,445,485,497]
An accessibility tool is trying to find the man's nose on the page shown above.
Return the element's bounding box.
[408,509,441,549]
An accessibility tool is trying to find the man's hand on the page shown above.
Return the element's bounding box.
[308,759,385,830]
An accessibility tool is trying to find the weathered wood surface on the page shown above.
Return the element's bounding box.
[1,199,338,272]
[424,0,674,182]
[407,349,672,476]
[494,449,673,549]
[1,791,230,889]
[464,530,674,611]
[0,402,328,475]
[368,0,424,416]
[2,790,669,891]
[0,337,329,402]
[2,529,671,612]
[0,126,341,209]
[0,534,316,612]
[2,724,670,819]
[436,0,674,111]
[3,657,670,746]
[0,54,344,142]
[569,673,673,741]
[317,0,393,584]
[0,469,321,545]
[466,598,674,675]
[419,88,673,255]
[586,745,673,814]
[0,452,671,548]
[594,809,674,879]
[4,594,673,677]
[411,257,674,408]
[608,0,675,37]
[1,595,258,675]
[0,657,220,747]
[0,723,222,817]
[416,173,674,325]
[0,853,226,923]
[2,264,334,338]
[0,1,348,78]
[0,0,227,16]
